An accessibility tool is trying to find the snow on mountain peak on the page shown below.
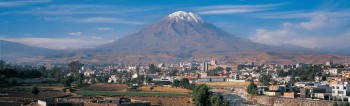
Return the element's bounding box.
[168,11,203,23]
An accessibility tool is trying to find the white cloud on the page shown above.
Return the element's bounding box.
[250,12,350,49]
[250,29,294,46]
[0,37,112,50]
[68,32,82,36]
[0,0,51,7]
[196,3,285,14]
[2,4,157,15]
[254,10,350,19]
[44,17,145,25]
[97,27,113,31]
[91,36,102,40]
[299,14,327,30]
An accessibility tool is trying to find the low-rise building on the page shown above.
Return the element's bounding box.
[331,81,350,101]
[284,92,296,98]
[264,91,281,96]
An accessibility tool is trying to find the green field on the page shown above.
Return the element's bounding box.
[77,91,186,97]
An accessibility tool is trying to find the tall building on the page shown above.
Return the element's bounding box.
[210,59,217,66]
[202,62,208,71]
[203,62,208,71]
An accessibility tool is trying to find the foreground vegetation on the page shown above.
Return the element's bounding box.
[77,91,186,97]
[192,84,230,106]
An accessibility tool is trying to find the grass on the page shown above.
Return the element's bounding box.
[139,86,191,94]
[77,91,186,97]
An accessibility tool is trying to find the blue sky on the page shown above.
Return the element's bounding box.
[1,0,350,50]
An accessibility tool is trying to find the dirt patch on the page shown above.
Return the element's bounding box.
[0,91,69,105]
[139,86,191,94]
[79,84,128,91]
[0,91,69,99]
[116,96,194,106]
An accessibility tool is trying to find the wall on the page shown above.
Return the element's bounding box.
[214,86,339,106]
[247,95,337,106]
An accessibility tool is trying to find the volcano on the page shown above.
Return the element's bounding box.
[100,11,293,58]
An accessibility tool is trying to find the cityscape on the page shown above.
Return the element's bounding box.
[1,0,350,106]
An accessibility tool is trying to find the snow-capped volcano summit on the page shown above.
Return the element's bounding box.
[100,11,305,58]
[167,11,203,23]
[101,10,259,54]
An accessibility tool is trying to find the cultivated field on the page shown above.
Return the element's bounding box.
[126,96,194,106]
[139,86,192,94]
[76,84,193,105]
[77,91,186,97]
[78,83,128,91]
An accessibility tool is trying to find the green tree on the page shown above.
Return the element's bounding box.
[223,100,230,106]
[216,67,224,71]
[247,80,257,94]
[63,76,74,88]
[68,61,84,74]
[208,67,225,76]
[0,60,6,70]
[10,79,17,86]
[172,79,180,87]
[91,79,96,84]
[225,67,232,72]
[47,67,60,78]
[345,103,350,106]
[148,64,161,74]
[210,93,224,106]
[39,66,46,72]
[31,86,40,95]
[259,74,272,85]
[193,84,211,106]
[180,78,190,89]
[77,73,84,85]
[170,69,178,76]
[333,103,338,106]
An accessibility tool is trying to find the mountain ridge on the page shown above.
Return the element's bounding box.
[99,11,311,56]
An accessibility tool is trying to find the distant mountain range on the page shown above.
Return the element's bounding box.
[1,11,349,64]
[0,40,56,57]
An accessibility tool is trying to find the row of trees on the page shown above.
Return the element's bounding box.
[192,84,230,106]
[0,60,43,79]
[171,78,196,90]
[148,64,161,74]
[207,67,232,76]
[276,65,324,81]
[258,65,327,85]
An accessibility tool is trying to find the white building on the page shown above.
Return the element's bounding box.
[131,73,138,79]
[108,75,118,83]
[331,81,350,101]
[326,61,334,66]
[210,59,217,66]
[84,70,95,77]
[325,68,339,76]
[200,72,208,78]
